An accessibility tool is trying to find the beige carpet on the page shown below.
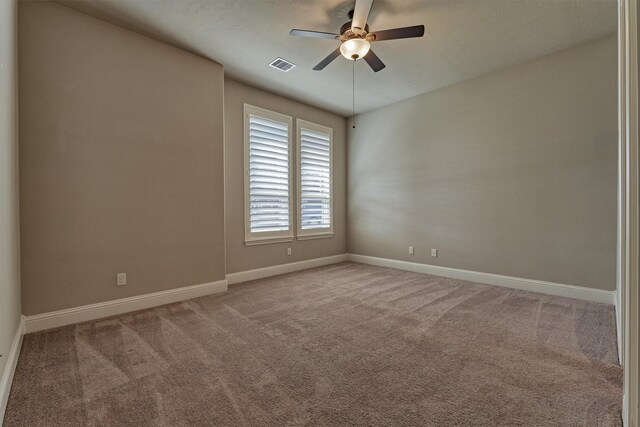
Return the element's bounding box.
[5,262,622,426]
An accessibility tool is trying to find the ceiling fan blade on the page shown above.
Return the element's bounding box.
[352,0,374,31]
[290,29,339,39]
[370,25,425,41]
[363,49,385,72]
[313,48,342,71]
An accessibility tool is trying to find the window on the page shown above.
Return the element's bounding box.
[244,104,293,245]
[297,119,333,239]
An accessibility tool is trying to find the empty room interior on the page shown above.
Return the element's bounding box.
[0,0,639,425]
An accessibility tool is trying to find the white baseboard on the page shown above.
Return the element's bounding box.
[226,254,349,285]
[23,280,228,334]
[24,253,350,333]
[0,317,24,424]
[348,254,615,305]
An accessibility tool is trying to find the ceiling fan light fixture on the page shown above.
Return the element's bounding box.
[291,0,425,71]
[340,38,370,60]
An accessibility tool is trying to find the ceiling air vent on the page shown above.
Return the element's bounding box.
[269,57,296,72]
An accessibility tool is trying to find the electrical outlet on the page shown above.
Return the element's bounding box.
[116,273,127,286]
[431,248,437,258]
[408,246,414,255]
[287,247,292,256]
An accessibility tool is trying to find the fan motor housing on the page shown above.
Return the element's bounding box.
[340,21,369,40]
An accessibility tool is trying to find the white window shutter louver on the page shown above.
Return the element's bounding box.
[299,127,331,231]
[248,115,291,233]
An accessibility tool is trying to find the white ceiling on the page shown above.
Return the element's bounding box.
[59,0,617,116]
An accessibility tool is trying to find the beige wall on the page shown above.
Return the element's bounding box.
[348,36,618,291]
[0,0,21,389]
[19,2,225,315]
[224,78,347,273]
[15,2,617,317]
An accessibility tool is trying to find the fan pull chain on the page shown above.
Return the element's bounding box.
[352,59,356,129]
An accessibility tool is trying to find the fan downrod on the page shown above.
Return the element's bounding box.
[340,11,369,36]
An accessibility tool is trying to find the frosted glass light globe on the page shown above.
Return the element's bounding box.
[340,38,370,60]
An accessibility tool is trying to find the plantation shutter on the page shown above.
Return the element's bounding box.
[248,114,290,233]
[299,127,331,230]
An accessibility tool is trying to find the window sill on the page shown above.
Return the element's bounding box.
[297,232,334,241]
[245,236,294,246]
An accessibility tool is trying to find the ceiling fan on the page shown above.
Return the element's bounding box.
[290,0,425,72]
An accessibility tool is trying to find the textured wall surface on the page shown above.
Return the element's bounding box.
[19,2,225,315]
[224,78,347,274]
[0,0,21,384]
[348,36,618,290]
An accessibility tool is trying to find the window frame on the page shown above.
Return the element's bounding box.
[296,119,334,240]
[243,104,294,246]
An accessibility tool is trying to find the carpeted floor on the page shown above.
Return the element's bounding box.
[5,262,622,426]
